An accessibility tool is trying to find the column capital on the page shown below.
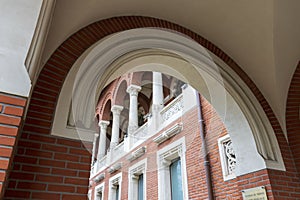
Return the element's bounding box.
[98,120,110,128]
[111,105,123,115]
[126,85,141,96]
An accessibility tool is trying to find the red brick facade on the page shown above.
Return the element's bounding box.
[90,97,241,199]
[1,16,299,199]
[0,93,26,199]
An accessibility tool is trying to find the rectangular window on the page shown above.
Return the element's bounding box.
[170,158,183,200]
[94,182,104,200]
[109,173,122,200]
[138,174,144,200]
[157,137,188,200]
[115,184,119,200]
[96,191,103,200]
[128,158,147,200]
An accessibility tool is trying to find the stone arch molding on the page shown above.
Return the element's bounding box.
[53,28,285,176]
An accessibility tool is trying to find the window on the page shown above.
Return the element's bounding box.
[96,191,103,200]
[94,182,104,200]
[115,185,120,200]
[109,173,122,200]
[138,174,144,200]
[218,134,236,181]
[170,158,183,200]
[128,158,147,200]
[157,137,188,200]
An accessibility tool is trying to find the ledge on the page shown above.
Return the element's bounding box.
[94,173,105,183]
[108,162,122,174]
[127,146,146,162]
[153,123,183,144]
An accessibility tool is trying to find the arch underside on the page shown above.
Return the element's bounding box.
[51,27,285,177]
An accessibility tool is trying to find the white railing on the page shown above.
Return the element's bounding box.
[132,122,148,144]
[91,163,95,175]
[160,94,183,122]
[111,142,125,163]
[98,155,107,170]
[91,94,186,178]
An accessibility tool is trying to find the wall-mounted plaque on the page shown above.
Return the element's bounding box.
[242,186,268,200]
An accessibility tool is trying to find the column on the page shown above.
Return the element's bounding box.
[125,85,141,150]
[97,120,110,160]
[110,105,123,149]
[126,85,141,134]
[91,132,99,165]
[152,72,164,130]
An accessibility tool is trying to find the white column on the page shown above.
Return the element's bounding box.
[152,72,164,130]
[97,120,110,160]
[125,85,141,151]
[110,105,123,149]
[127,85,141,134]
[91,132,99,164]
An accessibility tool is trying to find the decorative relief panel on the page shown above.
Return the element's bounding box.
[223,140,236,175]
[218,134,236,181]
[161,94,183,121]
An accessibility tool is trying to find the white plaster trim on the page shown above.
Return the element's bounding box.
[51,47,95,141]
[0,0,43,96]
[157,137,189,200]
[25,0,56,83]
[128,158,147,200]
[208,52,285,171]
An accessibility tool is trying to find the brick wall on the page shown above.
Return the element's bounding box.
[286,61,300,174]
[2,67,92,199]
[4,133,91,200]
[0,93,26,199]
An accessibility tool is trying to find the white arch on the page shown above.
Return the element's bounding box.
[53,28,285,176]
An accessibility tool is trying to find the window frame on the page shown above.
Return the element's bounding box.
[128,158,147,200]
[157,137,188,200]
[94,182,105,200]
[108,172,122,200]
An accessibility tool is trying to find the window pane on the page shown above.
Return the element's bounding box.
[170,159,183,200]
[97,192,102,200]
[115,185,119,200]
[138,174,144,200]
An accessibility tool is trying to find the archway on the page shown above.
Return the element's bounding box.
[68,28,284,176]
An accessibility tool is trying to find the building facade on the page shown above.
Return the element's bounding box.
[0,1,300,199]
[89,71,241,200]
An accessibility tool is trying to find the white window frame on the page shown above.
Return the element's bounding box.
[88,189,92,200]
[218,134,236,181]
[128,158,147,200]
[108,172,122,200]
[157,137,188,200]
[94,182,105,200]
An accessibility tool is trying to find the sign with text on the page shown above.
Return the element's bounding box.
[242,186,268,200]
